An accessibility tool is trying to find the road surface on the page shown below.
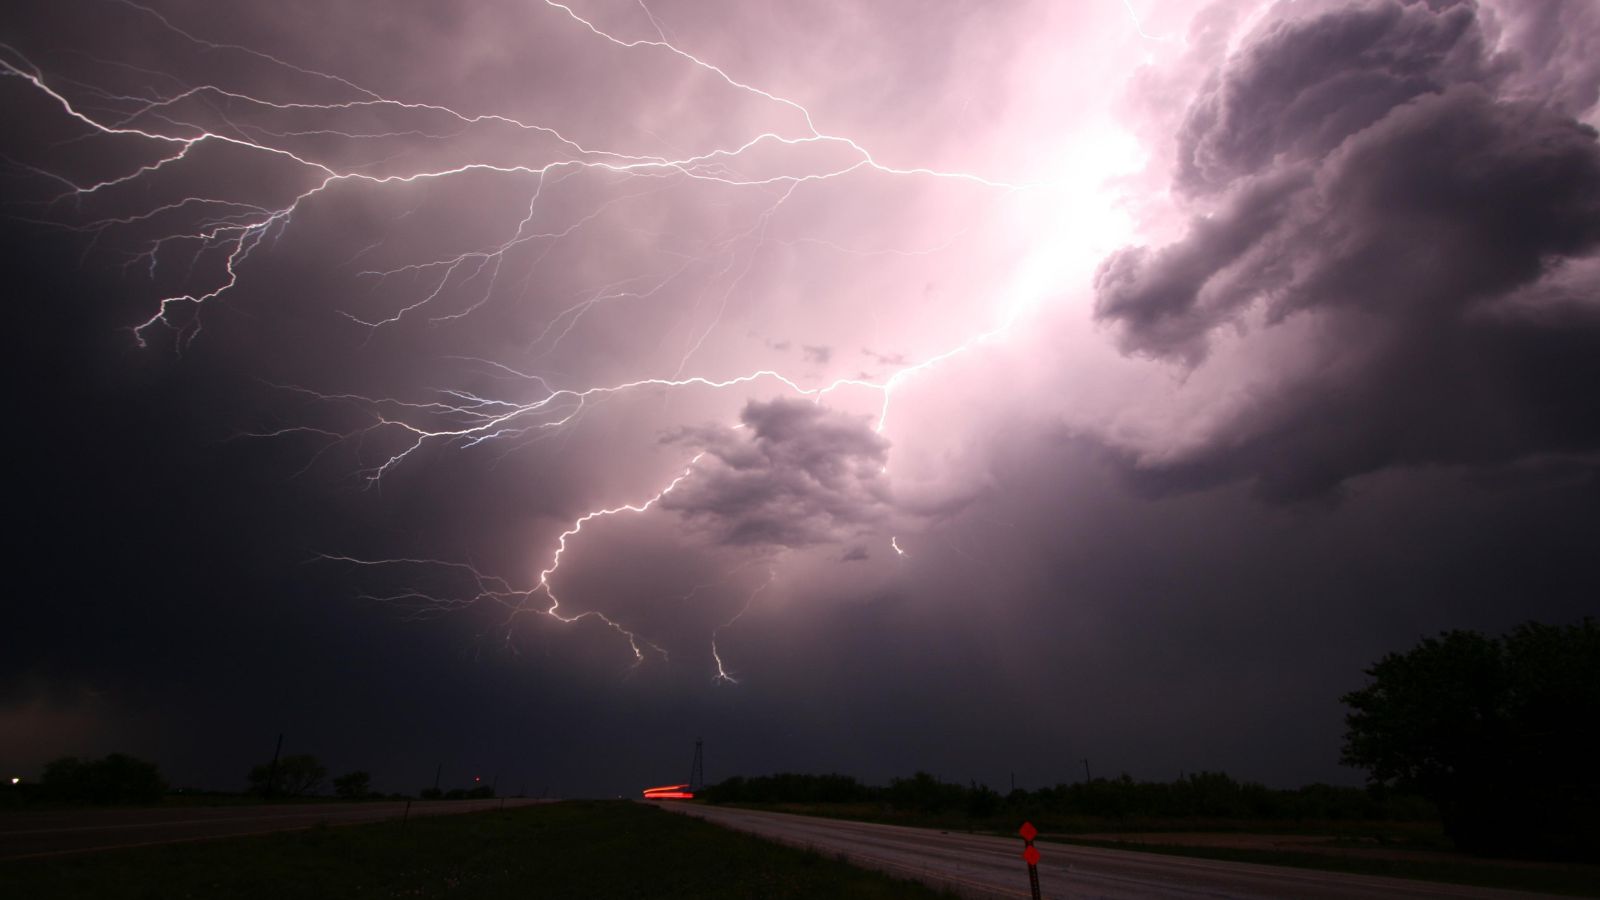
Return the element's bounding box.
[661,803,1563,900]
[0,798,549,860]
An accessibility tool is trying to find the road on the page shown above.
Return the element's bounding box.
[0,798,549,860]
[660,804,1564,900]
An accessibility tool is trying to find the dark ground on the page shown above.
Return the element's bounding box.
[0,800,958,899]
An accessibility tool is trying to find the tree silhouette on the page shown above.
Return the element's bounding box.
[41,754,166,805]
[248,754,326,798]
[1342,619,1599,859]
[332,771,371,800]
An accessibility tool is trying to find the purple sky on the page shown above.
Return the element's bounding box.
[3,0,1598,796]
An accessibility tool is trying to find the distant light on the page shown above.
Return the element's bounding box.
[642,783,694,800]
[9,777,18,785]
[473,776,481,782]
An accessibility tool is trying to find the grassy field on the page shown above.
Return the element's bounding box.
[1054,837,1600,897]
[709,802,1600,897]
[0,800,958,899]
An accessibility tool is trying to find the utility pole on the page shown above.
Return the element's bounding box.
[1010,771,1015,793]
[266,733,283,799]
[1081,758,1091,783]
[689,738,705,791]
[433,762,442,794]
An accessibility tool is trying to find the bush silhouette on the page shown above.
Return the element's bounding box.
[247,754,327,798]
[1342,619,1599,859]
[333,771,371,800]
[41,754,166,805]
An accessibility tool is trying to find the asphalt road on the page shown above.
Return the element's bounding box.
[0,798,549,860]
[660,804,1564,900]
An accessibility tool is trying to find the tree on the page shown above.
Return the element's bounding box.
[248,754,326,797]
[332,771,371,800]
[1341,619,1600,859]
[40,753,166,805]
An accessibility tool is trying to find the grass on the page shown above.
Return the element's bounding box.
[1053,837,1600,897]
[0,800,958,899]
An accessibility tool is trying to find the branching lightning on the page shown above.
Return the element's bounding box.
[2,0,1091,679]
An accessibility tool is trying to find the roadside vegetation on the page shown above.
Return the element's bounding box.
[697,618,1599,895]
[0,800,956,900]
[1341,619,1599,861]
[1051,837,1600,898]
[706,619,1599,862]
[17,754,169,807]
[701,769,1438,839]
[2,750,497,811]
[700,772,1599,896]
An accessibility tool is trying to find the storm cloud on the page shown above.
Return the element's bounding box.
[1094,0,1600,499]
[3,0,1597,801]
[662,399,891,547]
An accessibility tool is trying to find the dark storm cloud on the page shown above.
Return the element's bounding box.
[1174,0,1493,195]
[660,398,891,547]
[1092,167,1308,363]
[1171,0,1491,193]
[7,0,1599,806]
[1094,0,1600,499]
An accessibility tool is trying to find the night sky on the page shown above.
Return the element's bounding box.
[3,0,1597,799]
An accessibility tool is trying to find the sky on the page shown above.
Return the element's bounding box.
[2,0,1597,798]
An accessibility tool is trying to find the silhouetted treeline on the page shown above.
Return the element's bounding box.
[31,754,167,805]
[420,785,496,800]
[702,770,1435,822]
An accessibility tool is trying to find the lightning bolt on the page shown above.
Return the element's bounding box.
[1119,0,1180,43]
[2,0,1103,678]
[711,567,778,685]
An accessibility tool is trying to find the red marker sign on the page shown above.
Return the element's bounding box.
[1018,821,1042,900]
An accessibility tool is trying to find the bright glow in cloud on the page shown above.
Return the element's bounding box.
[14,0,1587,685]
[1,0,1185,680]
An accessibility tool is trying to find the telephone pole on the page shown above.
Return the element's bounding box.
[689,739,705,791]
[265,733,283,799]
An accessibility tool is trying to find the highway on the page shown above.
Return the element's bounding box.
[0,798,548,860]
[661,803,1564,900]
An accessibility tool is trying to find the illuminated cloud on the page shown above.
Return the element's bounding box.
[4,0,1599,795]
[1093,0,1600,499]
[662,399,891,547]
